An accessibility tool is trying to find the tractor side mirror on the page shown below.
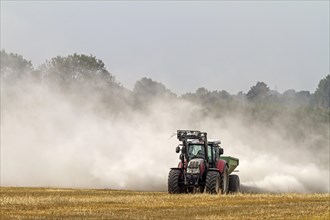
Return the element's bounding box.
[175,145,180,153]
[219,148,224,155]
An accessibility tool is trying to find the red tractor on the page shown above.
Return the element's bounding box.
[168,130,240,194]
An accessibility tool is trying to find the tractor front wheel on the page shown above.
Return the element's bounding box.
[168,169,183,194]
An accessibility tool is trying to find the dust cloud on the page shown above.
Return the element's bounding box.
[1,76,329,193]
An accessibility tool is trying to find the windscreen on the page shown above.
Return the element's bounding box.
[188,144,205,160]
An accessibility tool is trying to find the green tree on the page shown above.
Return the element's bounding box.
[1,50,34,82]
[314,74,330,108]
[133,77,176,107]
[246,81,270,101]
[39,53,115,87]
[133,77,175,98]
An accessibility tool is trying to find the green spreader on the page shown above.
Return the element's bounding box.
[220,156,239,174]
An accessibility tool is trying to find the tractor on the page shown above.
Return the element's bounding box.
[168,130,240,194]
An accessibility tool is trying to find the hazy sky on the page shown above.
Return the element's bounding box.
[1,1,329,94]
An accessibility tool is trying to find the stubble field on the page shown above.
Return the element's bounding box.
[0,187,329,219]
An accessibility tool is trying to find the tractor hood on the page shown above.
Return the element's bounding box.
[187,158,204,175]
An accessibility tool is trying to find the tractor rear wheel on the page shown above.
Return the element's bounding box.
[205,171,220,194]
[168,169,183,194]
[220,167,229,194]
[228,174,240,193]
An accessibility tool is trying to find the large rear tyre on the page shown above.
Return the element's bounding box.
[168,169,183,194]
[205,171,220,194]
[220,167,229,194]
[228,174,240,193]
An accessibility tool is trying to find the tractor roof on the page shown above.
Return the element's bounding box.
[208,139,221,145]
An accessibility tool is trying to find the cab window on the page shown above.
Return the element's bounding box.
[208,145,212,161]
[188,144,205,160]
[208,145,217,162]
[214,147,219,161]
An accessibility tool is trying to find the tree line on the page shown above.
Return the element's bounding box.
[1,50,328,110]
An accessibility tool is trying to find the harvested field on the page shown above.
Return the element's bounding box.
[1,187,329,219]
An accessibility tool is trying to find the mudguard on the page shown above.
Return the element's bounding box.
[216,159,228,173]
